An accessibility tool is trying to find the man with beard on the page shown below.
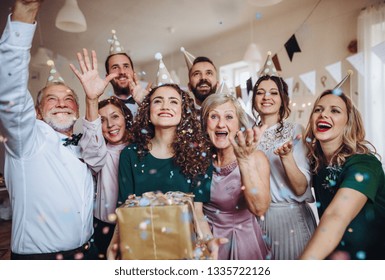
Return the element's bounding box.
[188,56,219,109]
[104,32,150,116]
[0,0,97,259]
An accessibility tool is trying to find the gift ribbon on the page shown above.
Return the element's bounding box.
[149,207,158,259]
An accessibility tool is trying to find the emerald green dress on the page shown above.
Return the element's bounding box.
[117,144,212,205]
[314,153,385,259]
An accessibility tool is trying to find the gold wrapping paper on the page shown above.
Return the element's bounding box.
[116,192,199,260]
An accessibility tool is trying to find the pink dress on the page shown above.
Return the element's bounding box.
[203,161,271,260]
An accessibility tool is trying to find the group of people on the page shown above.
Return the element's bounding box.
[1,0,384,261]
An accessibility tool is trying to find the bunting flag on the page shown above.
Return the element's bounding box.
[246,77,253,95]
[372,40,385,63]
[272,54,282,71]
[284,35,301,62]
[235,85,242,99]
[325,61,342,84]
[299,70,316,95]
[284,77,294,99]
[346,52,364,76]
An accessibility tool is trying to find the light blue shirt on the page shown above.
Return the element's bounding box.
[0,15,94,254]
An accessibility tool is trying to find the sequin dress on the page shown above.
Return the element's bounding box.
[203,161,271,260]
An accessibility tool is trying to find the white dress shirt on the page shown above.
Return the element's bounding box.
[0,15,94,254]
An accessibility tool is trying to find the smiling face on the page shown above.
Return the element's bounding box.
[39,84,79,135]
[107,54,134,98]
[253,79,282,120]
[311,93,348,150]
[188,61,218,105]
[99,103,127,145]
[149,86,182,128]
[206,101,239,150]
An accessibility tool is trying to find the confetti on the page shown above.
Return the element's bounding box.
[332,88,343,96]
[356,251,366,260]
[355,173,364,182]
[149,169,157,174]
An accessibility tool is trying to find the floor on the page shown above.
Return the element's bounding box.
[0,219,11,260]
[0,187,11,260]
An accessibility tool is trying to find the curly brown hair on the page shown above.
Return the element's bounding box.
[131,83,212,179]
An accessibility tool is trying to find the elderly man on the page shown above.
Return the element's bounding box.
[0,0,98,259]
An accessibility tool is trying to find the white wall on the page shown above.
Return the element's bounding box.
[140,0,374,128]
[0,0,378,173]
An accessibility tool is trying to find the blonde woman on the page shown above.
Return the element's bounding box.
[300,90,385,260]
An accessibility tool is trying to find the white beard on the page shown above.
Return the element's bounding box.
[42,109,77,133]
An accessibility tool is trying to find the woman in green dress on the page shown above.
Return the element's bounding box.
[300,90,385,260]
[107,83,224,259]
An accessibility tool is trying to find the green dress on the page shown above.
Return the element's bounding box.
[314,153,385,259]
[117,144,212,205]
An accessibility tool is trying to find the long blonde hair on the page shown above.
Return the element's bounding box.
[304,90,377,172]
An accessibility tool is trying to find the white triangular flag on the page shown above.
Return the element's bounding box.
[325,61,342,83]
[299,70,316,95]
[284,77,294,99]
[346,52,364,76]
[372,41,385,64]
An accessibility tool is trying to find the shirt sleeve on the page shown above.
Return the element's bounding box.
[0,15,39,158]
[79,116,107,173]
[339,154,383,203]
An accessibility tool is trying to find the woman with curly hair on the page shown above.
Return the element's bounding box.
[300,90,385,260]
[251,75,317,260]
[201,93,271,260]
[107,83,222,259]
[71,49,134,259]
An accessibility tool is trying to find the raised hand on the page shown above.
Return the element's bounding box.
[128,72,152,104]
[230,124,267,160]
[273,134,301,158]
[70,49,117,101]
[12,0,43,23]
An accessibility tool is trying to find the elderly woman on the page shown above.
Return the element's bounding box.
[201,93,271,260]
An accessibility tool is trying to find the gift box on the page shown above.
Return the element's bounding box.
[116,191,209,260]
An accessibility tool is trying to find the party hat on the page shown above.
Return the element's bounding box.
[155,52,174,86]
[180,47,196,71]
[46,60,65,86]
[333,70,353,96]
[215,81,234,97]
[108,29,125,55]
[258,51,279,78]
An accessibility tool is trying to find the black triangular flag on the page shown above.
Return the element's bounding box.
[284,35,301,62]
[246,77,253,94]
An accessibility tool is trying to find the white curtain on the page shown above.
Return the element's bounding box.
[357,2,385,167]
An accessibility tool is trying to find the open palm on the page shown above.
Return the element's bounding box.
[70,48,117,100]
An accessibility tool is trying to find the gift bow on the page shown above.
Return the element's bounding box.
[125,191,195,207]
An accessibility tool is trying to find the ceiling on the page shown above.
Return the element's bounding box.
[0,0,316,67]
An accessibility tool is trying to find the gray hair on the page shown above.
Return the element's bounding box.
[35,82,79,111]
[201,93,250,133]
